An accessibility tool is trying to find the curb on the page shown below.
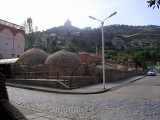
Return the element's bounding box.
[6,83,110,94]
[6,76,146,95]
[109,75,147,91]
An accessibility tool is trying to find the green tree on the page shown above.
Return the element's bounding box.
[25,33,36,49]
[109,50,117,55]
[51,45,61,53]
[147,0,160,9]
[23,18,39,50]
[66,41,76,52]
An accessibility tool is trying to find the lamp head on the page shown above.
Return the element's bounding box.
[89,16,97,20]
[109,12,117,18]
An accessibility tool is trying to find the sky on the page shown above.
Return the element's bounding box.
[0,0,160,31]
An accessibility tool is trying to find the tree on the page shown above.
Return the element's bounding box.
[23,17,39,49]
[147,0,160,9]
[66,41,76,52]
[27,17,33,33]
[51,45,61,53]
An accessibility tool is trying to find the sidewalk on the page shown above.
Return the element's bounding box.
[6,75,146,94]
[8,75,146,120]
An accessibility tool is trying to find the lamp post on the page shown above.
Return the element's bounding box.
[89,12,117,89]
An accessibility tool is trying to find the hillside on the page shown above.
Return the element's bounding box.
[121,27,160,40]
[41,23,160,52]
[45,19,80,34]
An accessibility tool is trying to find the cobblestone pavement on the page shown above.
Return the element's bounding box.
[7,86,160,120]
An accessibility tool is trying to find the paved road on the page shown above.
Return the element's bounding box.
[7,74,160,120]
[112,74,160,99]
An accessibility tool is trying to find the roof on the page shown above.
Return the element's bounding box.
[0,58,19,64]
[0,19,25,31]
[19,48,48,65]
[45,49,82,65]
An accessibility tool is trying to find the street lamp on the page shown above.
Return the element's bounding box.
[89,12,117,89]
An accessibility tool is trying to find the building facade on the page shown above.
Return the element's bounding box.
[0,19,25,59]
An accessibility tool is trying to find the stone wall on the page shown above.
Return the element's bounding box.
[11,64,145,89]
[71,76,101,86]
[7,76,101,88]
[105,69,144,82]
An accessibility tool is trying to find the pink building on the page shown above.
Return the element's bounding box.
[0,19,25,58]
[78,52,101,65]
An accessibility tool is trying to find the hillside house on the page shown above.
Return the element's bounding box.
[111,37,124,49]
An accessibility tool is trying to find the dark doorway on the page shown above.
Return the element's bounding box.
[0,64,11,78]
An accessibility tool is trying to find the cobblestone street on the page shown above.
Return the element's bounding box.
[7,86,160,120]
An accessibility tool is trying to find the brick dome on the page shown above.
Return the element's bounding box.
[45,50,82,74]
[45,49,82,65]
[19,48,48,65]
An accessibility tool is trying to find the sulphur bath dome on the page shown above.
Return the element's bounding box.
[45,49,82,75]
[19,48,48,65]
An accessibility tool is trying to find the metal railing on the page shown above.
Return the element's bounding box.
[14,71,73,89]
[0,19,25,31]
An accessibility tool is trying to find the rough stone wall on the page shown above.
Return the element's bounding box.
[87,65,102,77]
[13,61,144,85]
[73,64,87,76]
[71,76,101,86]
[105,69,143,82]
